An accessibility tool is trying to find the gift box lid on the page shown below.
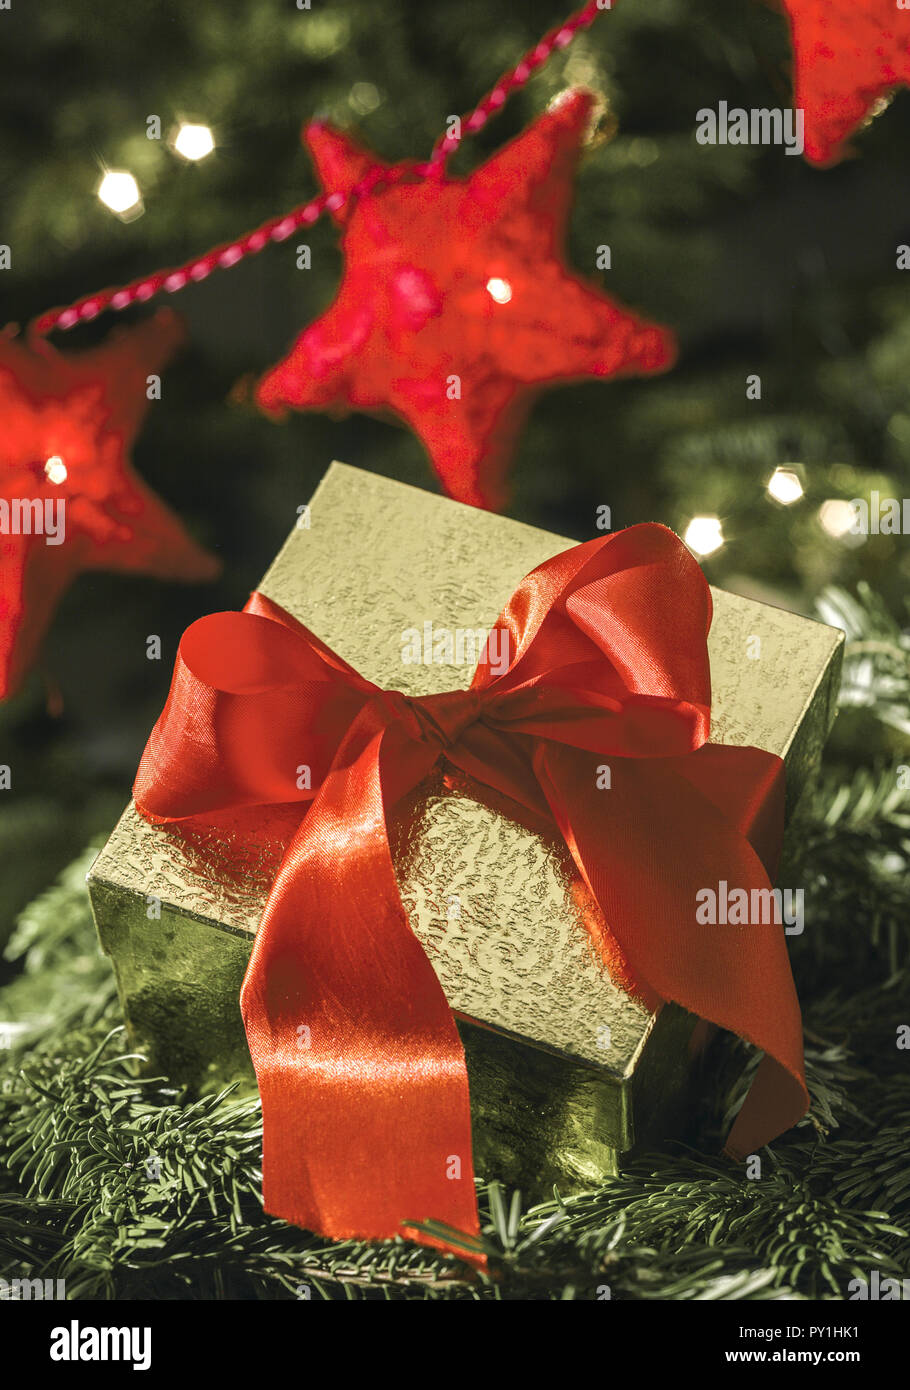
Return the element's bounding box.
[89,462,844,1081]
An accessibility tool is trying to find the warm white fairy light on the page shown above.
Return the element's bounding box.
[97,170,142,217]
[684,515,724,556]
[173,123,215,161]
[44,456,67,485]
[767,467,803,505]
[486,276,513,305]
[350,82,381,115]
[818,499,856,538]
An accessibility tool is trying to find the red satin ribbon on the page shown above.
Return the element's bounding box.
[134,523,808,1256]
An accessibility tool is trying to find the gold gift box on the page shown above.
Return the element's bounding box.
[88,462,843,1197]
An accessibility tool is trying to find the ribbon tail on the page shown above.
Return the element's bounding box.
[239,707,483,1261]
[532,741,809,1158]
[723,1054,807,1161]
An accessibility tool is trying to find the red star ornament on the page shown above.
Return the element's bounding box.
[780,0,910,165]
[0,309,219,700]
[257,89,676,510]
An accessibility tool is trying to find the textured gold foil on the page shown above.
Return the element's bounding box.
[89,463,844,1193]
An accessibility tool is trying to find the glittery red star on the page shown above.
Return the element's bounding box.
[780,0,910,165]
[257,89,675,509]
[0,309,218,699]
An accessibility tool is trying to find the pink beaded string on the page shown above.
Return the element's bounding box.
[31,1,604,337]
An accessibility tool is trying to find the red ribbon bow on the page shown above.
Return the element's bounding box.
[134,523,808,1255]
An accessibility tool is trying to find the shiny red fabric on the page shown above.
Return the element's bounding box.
[134,522,808,1255]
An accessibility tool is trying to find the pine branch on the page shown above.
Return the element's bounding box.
[817,584,910,737]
